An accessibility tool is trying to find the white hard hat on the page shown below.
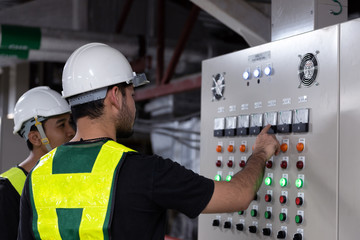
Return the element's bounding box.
[62,42,149,104]
[13,86,71,136]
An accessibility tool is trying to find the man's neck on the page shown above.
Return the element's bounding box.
[18,149,47,173]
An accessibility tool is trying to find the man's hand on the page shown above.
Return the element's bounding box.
[253,124,280,161]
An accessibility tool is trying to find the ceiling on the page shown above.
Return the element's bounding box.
[0,0,359,103]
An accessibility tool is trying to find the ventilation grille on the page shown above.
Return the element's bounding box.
[298,53,318,87]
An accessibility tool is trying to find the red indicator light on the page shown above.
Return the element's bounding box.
[265,194,272,202]
[266,161,273,169]
[295,197,303,206]
[280,161,287,169]
[279,195,287,204]
[215,160,222,168]
[227,160,233,168]
[296,161,304,169]
[239,160,246,168]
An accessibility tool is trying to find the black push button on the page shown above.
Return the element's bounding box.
[249,225,257,233]
[236,223,244,231]
[212,219,220,227]
[277,230,286,239]
[293,233,303,240]
[262,228,271,236]
[224,221,231,229]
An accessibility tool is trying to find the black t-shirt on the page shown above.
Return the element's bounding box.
[18,142,214,239]
[0,167,28,240]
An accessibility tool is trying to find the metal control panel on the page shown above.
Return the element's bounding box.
[199,19,360,240]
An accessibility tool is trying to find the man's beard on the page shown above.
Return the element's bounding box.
[115,100,134,139]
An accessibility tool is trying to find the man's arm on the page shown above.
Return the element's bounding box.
[202,124,280,213]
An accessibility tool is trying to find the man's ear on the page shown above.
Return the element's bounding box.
[107,86,122,110]
[28,131,42,147]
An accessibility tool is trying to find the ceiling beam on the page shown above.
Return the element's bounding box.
[190,0,270,46]
[134,73,201,101]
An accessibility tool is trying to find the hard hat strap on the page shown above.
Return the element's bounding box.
[34,116,52,152]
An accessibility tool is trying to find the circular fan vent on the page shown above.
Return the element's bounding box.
[211,73,225,100]
[298,53,318,87]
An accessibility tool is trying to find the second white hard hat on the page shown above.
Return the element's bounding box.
[13,86,71,136]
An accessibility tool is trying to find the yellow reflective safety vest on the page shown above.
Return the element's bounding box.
[29,140,134,240]
[0,167,27,195]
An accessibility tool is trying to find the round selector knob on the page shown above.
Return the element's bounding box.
[248,225,257,233]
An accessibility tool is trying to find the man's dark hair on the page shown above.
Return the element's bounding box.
[71,82,128,123]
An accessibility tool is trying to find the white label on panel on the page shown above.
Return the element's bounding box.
[241,104,249,110]
[217,107,225,113]
[282,98,291,105]
[254,101,262,109]
[299,95,308,103]
[229,105,236,112]
[268,99,277,107]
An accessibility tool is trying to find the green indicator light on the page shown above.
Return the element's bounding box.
[238,211,244,215]
[264,177,272,186]
[295,215,302,224]
[279,213,286,221]
[226,175,232,182]
[250,209,257,217]
[214,174,221,181]
[264,211,271,219]
[295,178,303,188]
[279,177,287,187]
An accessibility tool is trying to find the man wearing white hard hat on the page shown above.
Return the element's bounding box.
[0,86,75,239]
[18,43,279,239]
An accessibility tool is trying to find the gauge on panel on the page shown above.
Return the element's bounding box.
[277,110,293,133]
[263,112,277,134]
[225,116,237,136]
[293,108,309,132]
[211,73,225,100]
[237,115,250,136]
[250,113,263,135]
[214,118,225,137]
